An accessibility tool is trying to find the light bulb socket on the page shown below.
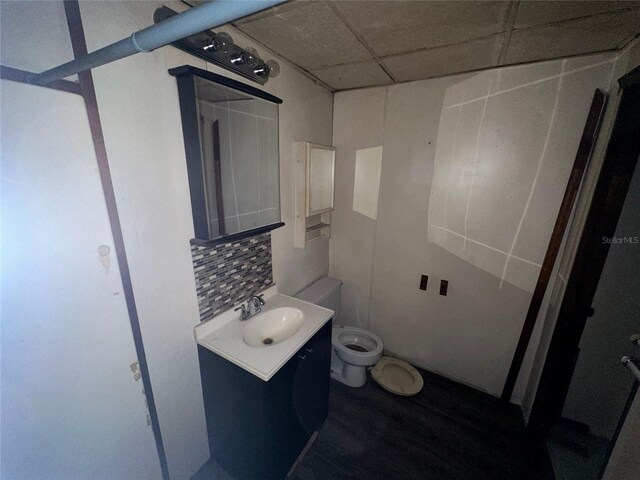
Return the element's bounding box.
[246,56,260,69]
[245,47,261,68]
[230,49,247,65]
[253,63,270,77]
[208,32,234,55]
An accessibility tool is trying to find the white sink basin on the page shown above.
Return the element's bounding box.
[194,287,334,380]
[242,307,304,348]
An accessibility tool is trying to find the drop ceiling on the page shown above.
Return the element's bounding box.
[204,1,640,91]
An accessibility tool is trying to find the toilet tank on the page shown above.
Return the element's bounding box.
[295,277,342,322]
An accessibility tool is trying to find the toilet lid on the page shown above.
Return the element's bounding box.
[371,356,424,396]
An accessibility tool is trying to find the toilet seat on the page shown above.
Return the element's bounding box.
[371,356,424,396]
[332,325,383,367]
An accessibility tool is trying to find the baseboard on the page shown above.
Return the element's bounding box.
[382,348,499,399]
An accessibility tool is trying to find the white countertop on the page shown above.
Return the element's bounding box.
[194,285,334,381]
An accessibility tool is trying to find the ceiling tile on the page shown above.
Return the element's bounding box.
[310,62,393,90]
[383,35,504,82]
[332,1,510,57]
[232,1,299,25]
[505,10,640,64]
[234,2,371,70]
[514,1,640,29]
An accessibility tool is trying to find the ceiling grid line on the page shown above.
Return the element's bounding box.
[233,0,306,26]
[325,1,398,83]
[498,1,521,66]
[617,26,640,50]
[309,31,508,72]
[511,6,640,33]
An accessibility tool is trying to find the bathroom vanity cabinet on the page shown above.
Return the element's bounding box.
[198,321,331,480]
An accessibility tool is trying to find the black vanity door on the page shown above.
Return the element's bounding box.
[292,322,331,436]
[261,321,331,479]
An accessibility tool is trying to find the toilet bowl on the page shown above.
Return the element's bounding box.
[295,277,384,388]
[331,325,383,387]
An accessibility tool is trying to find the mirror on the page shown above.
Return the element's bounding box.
[307,145,335,216]
[170,65,283,244]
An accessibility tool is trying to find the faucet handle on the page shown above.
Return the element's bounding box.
[251,293,266,306]
[234,303,249,320]
[248,294,264,315]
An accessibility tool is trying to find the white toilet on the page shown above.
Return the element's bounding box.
[296,277,383,387]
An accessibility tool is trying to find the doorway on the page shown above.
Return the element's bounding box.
[547,163,640,479]
[528,66,640,480]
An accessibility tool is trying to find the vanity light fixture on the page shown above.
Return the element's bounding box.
[154,6,280,84]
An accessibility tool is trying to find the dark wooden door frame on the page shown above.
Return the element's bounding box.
[528,65,640,446]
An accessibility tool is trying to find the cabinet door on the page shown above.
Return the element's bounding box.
[292,322,331,436]
[198,346,265,479]
[262,351,306,479]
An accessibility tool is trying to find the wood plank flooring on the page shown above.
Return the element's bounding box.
[193,368,544,480]
[290,368,542,480]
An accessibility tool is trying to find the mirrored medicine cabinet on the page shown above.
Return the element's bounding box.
[169,65,284,245]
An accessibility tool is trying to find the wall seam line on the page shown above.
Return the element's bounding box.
[442,103,463,230]
[463,81,492,250]
[365,87,389,332]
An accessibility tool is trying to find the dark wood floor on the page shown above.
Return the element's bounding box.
[193,368,543,480]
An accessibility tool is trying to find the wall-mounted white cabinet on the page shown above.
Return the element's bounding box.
[295,142,336,248]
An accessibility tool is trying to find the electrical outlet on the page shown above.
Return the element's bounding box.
[419,275,428,290]
[440,280,448,296]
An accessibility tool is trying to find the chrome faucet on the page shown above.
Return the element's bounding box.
[234,294,265,320]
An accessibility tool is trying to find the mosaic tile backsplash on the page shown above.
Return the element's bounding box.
[191,232,273,322]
